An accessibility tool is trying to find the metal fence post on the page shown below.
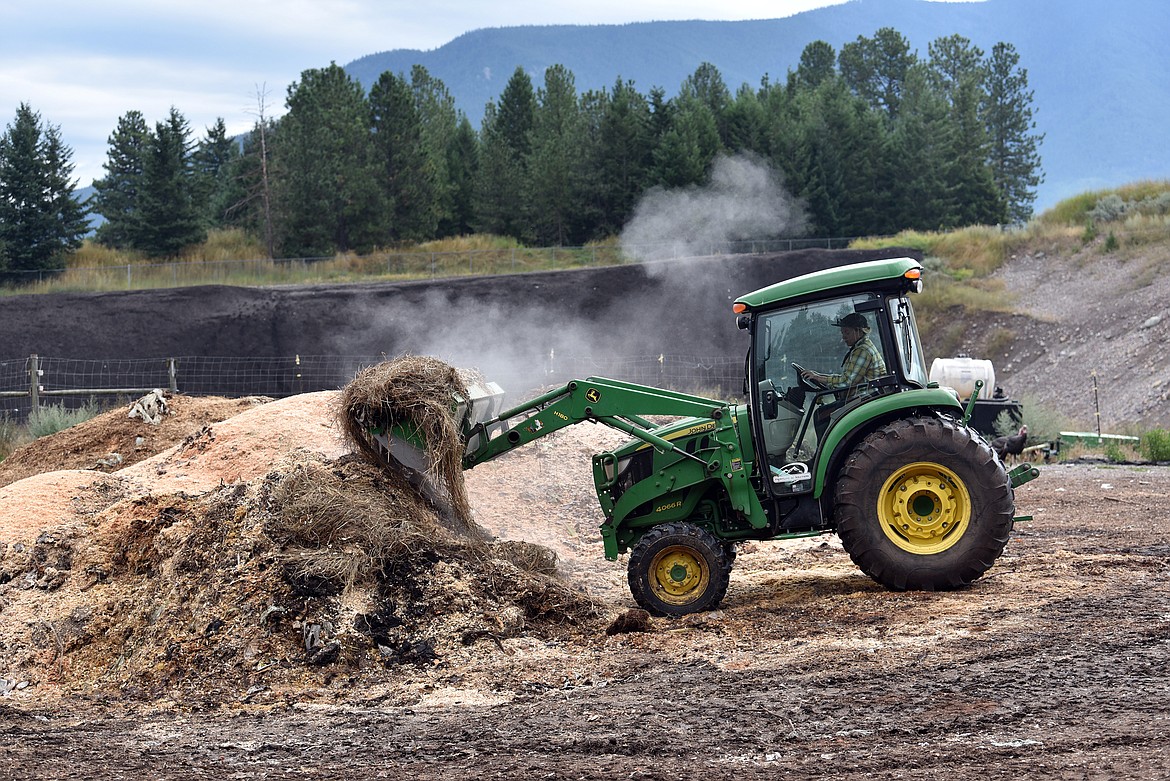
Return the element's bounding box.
[168,358,179,393]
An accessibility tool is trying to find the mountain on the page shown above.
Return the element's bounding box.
[344,0,1170,212]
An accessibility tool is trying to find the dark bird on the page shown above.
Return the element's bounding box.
[991,424,1029,461]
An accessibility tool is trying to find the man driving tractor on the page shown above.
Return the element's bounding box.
[799,312,887,435]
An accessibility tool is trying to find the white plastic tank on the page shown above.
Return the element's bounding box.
[929,356,996,400]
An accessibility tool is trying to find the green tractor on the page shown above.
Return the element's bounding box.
[366,256,1039,616]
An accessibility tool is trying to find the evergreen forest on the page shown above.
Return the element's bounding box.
[0,28,1043,269]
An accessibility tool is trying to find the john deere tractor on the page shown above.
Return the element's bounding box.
[362,256,1039,616]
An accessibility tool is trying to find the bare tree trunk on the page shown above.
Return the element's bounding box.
[254,85,275,259]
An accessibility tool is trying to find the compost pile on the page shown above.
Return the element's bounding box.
[0,359,602,702]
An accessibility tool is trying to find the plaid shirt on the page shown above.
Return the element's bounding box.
[825,335,886,399]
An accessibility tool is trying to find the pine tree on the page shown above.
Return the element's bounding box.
[370,70,438,242]
[926,36,1011,227]
[724,82,767,153]
[793,41,837,91]
[927,34,985,105]
[411,66,461,237]
[887,65,953,231]
[679,63,733,147]
[792,80,887,235]
[943,80,1006,227]
[446,116,479,236]
[136,108,207,256]
[473,67,535,239]
[594,78,653,236]
[527,64,584,245]
[573,87,609,241]
[759,76,802,188]
[274,63,383,256]
[651,96,721,188]
[839,28,916,122]
[92,110,150,249]
[984,42,1044,223]
[0,103,89,273]
[220,115,279,256]
[192,117,239,228]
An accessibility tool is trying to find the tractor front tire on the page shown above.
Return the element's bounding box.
[834,416,1014,591]
[627,522,731,617]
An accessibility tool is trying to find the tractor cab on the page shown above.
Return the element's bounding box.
[735,258,931,498]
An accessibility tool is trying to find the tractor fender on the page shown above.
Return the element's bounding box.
[813,388,963,501]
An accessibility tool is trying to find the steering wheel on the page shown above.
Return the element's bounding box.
[792,362,829,391]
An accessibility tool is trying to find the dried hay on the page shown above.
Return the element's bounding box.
[336,356,478,537]
[490,540,559,576]
[263,458,602,630]
[258,457,605,671]
[265,458,445,593]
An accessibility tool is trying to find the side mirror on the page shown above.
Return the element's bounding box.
[736,315,751,330]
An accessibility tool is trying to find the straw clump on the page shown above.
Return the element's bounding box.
[337,355,477,535]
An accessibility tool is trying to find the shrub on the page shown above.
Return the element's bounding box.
[1103,440,1128,463]
[1140,429,1170,462]
[1040,180,1170,225]
[985,327,1016,359]
[1012,395,1072,446]
[0,416,28,461]
[26,402,101,439]
[1103,231,1120,252]
[1088,194,1127,223]
[992,409,1022,438]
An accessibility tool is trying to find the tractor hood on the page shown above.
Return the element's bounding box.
[612,415,722,459]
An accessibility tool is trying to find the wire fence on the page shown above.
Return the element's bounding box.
[0,353,746,421]
[0,237,859,291]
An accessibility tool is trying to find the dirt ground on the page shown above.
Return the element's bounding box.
[1,389,1168,779]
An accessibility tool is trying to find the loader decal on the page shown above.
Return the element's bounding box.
[585,388,602,403]
[680,422,717,437]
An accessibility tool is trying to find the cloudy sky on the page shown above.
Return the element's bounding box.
[1,1,968,187]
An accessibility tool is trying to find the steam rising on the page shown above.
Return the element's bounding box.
[620,152,807,266]
[332,153,808,401]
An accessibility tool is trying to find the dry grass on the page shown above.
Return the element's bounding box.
[263,457,604,627]
[1037,179,1170,226]
[266,460,444,592]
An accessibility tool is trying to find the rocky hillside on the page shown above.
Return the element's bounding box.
[932,235,1170,432]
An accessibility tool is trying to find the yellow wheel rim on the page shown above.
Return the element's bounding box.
[649,545,711,606]
[877,461,971,554]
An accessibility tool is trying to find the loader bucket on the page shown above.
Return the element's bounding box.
[338,356,504,531]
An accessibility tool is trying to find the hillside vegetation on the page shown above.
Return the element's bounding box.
[9,180,1168,301]
[3,181,1169,454]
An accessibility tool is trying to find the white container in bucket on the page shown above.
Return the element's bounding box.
[929,356,996,400]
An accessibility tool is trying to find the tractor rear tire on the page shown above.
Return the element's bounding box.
[627,522,731,617]
[834,416,1014,591]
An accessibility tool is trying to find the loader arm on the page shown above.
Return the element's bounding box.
[356,374,764,538]
[464,377,730,468]
[462,378,763,529]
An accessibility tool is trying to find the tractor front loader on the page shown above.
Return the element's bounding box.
[352,257,1040,617]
